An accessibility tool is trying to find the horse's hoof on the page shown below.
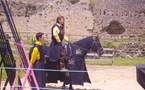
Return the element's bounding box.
[69,88,74,90]
[62,86,65,89]
[69,87,74,90]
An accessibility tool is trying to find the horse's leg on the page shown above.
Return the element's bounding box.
[60,51,67,89]
[62,82,66,89]
[69,84,73,90]
[60,51,67,70]
[69,72,73,90]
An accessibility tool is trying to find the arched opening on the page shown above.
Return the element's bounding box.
[101,20,125,34]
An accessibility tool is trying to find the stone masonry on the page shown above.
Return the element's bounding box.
[1,0,145,36]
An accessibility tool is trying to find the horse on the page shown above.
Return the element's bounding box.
[43,36,103,89]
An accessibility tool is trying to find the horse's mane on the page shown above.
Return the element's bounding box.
[73,36,94,47]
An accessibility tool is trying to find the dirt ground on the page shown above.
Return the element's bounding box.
[1,65,144,90]
[45,65,143,90]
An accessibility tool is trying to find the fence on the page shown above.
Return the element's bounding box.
[10,42,32,58]
[5,32,145,42]
[6,32,145,58]
[86,48,115,65]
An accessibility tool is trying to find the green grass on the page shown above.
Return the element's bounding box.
[86,57,145,66]
[115,58,145,66]
[1,68,7,81]
[0,63,25,81]
[0,70,25,81]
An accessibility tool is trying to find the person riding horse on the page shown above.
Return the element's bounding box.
[45,35,104,89]
[49,16,69,70]
[47,16,104,90]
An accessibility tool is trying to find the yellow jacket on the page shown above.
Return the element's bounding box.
[53,23,69,43]
[30,41,43,63]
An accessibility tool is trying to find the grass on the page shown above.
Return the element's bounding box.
[0,69,25,81]
[0,63,25,81]
[115,58,145,66]
[86,57,145,66]
[0,42,29,80]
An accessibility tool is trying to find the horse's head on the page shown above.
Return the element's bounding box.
[90,36,104,57]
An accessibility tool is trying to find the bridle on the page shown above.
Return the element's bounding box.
[90,38,103,56]
[68,37,103,55]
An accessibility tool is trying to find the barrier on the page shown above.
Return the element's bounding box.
[10,42,115,65]
[9,41,39,90]
[85,48,115,65]
[5,32,145,42]
[10,42,32,58]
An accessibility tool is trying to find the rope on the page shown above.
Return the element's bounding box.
[0,67,136,73]
[0,85,69,90]
[0,66,135,89]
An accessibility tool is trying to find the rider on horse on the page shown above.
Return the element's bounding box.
[49,16,69,71]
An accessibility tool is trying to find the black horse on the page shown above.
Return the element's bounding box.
[43,36,103,89]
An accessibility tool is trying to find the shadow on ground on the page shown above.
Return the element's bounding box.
[46,85,101,90]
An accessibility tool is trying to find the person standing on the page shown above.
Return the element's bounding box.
[49,15,69,70]
[30,32,46,89]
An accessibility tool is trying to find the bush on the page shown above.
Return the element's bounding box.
[0,19,7,23]
[28,3,36,8]
[102,42,116,48]
[30,37,36,45]
[68,0,80,4]
[89,0,95,8]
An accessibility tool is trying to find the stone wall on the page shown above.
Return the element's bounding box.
[1,0,145,36]
[93,0,145,35]
[2,0,93,36]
